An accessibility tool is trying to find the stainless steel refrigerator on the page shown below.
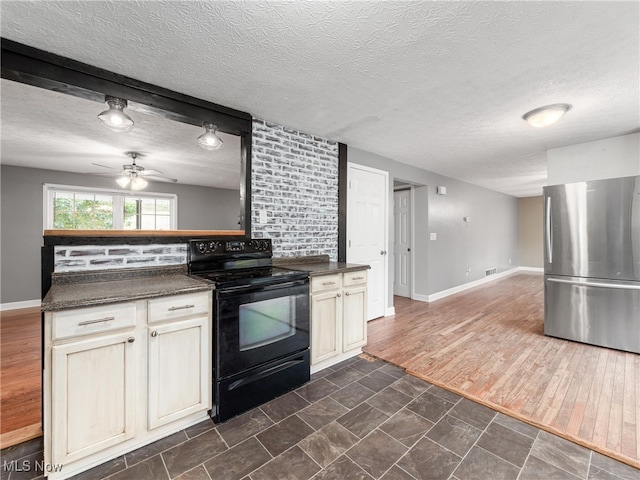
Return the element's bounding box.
[543,175,640,354]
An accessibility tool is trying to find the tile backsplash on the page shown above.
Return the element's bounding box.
[54,244,187,272]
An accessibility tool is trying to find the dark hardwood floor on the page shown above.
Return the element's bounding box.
[364,272,639,469]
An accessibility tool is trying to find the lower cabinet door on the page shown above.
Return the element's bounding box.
[343,285,367,351]
[311,291,342,364]
[147,316,210,429]
[51,331,136,464]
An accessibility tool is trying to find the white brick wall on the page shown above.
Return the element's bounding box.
[54,244,187,272]
[251,119,339,260]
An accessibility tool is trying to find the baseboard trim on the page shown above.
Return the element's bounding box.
[518,266,544,273]
[1,299,41,311]
[384,306,395,317]
[427,268,520,302]
[411,293,430,303]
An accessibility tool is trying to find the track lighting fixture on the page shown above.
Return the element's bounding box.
[198,123,223,150]
[97,96,134,132]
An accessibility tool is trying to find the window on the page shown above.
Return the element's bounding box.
[44,184,177,231]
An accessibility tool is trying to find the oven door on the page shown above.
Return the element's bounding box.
[215,279,310,379]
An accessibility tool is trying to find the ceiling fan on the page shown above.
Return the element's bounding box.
[91,152,178,190]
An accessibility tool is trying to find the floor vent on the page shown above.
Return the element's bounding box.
[485,267,497,277]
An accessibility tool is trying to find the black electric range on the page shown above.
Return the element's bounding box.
[188,239,311,422]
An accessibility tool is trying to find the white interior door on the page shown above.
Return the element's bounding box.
[347,163,388,320]
[394,189,412,298]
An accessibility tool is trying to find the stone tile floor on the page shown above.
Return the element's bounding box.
[2,356,638,480]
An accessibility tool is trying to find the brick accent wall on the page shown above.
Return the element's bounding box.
[54,244,187,272]
[251,119,339,259]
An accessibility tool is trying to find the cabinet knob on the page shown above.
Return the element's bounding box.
[336,293,341,298]
[380,250,387,255]
[127,337,135,343]
[345,292,350,296]
[151,331,158,337]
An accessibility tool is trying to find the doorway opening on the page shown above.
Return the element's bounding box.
[392,179,422,300]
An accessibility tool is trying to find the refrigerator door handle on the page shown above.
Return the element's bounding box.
[547,277,640,290]
[545,196,552,264]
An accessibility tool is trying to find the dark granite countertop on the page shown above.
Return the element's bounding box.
[42,266,213,312]
[273,255,369,277]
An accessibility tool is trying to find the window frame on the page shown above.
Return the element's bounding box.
[43,183,178,232]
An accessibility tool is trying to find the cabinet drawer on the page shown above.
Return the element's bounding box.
[148,291,209,324]
[343,270,367,287]
[52,303,136,340]
[311,274,341,293]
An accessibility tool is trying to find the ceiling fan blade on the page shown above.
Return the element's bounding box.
[86,171,126,177]
[138,169,165,176]
[143,175,178,183]
[91,162,119,170]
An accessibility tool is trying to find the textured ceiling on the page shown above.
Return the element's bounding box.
[0,80,241,189]
[1,1,639,197]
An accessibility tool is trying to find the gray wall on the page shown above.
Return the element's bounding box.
[348,147,519,305]
[0,165,240,304]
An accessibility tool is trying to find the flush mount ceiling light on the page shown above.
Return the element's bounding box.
[523,103,572,128]
[97,96,134,132]
[198,123,223,150]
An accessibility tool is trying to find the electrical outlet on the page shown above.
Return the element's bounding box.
[508,258,512,264]
[466,267,471,275]
[430,233,437,241]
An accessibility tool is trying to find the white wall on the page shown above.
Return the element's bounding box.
[547,133,640,185]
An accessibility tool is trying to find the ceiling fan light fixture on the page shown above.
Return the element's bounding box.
[130,176,148,190]
[97,96,134,132]
[198,123,223,150]
[523,103,572,128]
[116,176,130,188]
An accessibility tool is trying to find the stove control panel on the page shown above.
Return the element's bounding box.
[225,241,246,252]
[191,239,272,257]
[194,241,221,254]
[248,239,271,251]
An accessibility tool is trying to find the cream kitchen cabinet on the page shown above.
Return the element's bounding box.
[147,292,210,430]
[43,290,211,479]
[48,304,137,466]
[310,270,367,372]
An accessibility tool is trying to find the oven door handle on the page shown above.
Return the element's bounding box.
[218,279,309,295]
[227,356,307,391]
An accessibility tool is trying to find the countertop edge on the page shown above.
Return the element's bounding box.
[283,262,370,277]
[42,277,213,312]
